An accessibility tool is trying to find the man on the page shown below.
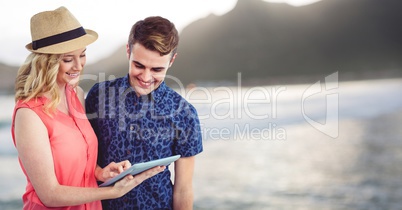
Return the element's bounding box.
[85,16,203,209]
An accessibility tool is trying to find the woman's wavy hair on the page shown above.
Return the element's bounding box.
[15,53,62,115]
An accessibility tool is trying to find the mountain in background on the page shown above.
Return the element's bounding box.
[1,0,402,94]
[0,63,17,94]
[171,0,402,86]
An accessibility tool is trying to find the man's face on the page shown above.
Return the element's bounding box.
[127,43,176,96]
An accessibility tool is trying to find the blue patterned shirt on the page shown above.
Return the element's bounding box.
[85,75,203,210]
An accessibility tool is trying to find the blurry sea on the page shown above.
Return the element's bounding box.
[1,77,402,210]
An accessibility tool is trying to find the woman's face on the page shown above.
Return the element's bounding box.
[57,48,87,87]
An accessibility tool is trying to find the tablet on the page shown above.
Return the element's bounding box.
[99,155,181,187]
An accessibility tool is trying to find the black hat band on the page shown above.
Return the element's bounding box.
[32,27,86,50]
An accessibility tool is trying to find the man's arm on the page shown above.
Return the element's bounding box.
[173,156,195,210]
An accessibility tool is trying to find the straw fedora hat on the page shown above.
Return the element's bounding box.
[26,6,98,54]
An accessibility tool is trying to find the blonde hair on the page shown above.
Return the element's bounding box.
[15,53,62,114]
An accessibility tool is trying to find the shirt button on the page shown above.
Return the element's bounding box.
[126,150,131,155]
[130,126,134,130]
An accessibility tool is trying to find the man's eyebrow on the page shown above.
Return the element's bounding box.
[133,60,166,71]
[133,60,144,66]
[152,66,165,71]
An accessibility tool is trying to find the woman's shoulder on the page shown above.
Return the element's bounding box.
[13,97,47,126]
[15,97,46,109]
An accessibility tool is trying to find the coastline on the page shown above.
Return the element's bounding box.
[1,78,402,209]
[193,108,402,209]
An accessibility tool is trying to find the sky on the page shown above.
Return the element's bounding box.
[0,0,320,66]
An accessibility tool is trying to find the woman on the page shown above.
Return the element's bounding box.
[11,6,164,209]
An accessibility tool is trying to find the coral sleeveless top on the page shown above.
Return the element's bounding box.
[11,85,102,210]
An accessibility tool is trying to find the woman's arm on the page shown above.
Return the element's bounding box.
[14,108,164,207]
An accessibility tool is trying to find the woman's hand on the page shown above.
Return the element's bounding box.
[96,160,132,182]
[111,166,166,198]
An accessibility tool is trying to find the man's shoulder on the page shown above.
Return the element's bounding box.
[164,86,190,104]
[163,86,198,112]
[86,77,126,102]
[164,85,182,98]
[97,76,125,88]
[88,77,125,92]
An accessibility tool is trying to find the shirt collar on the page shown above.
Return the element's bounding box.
[123,74,167,102]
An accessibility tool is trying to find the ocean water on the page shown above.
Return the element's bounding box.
[1,78,402,209]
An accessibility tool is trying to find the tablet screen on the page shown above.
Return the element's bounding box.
[99,155,181,187]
